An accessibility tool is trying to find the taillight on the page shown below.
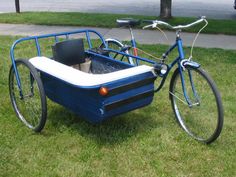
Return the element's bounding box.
[99,87,109,96]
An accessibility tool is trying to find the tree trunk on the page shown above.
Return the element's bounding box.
[15,0,20,13]
[160,0,172,19]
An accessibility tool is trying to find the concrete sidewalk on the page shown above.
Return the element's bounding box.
[0,23,235,50]
[1,0,236,20]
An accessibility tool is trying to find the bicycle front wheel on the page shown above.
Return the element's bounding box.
[169,66,223,144]
[9,59,47,132]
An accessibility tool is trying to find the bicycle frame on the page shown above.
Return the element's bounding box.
[10,27,199,107]
[10,29,107,97]
[155,34,200,106]
[105,34,199,107]
[129,27,138,57]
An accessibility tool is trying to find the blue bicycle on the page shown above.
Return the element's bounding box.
[145,17,223,144]
[102,16,224,144]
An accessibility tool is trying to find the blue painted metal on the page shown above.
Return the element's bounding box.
[9,27,201,122]
[131,38,136,48]
[177,39,185,59]
[55,36,59,43]
[103,48,156,65]
[178,62,191,105]
[35,38,41,56]
[164,42,178,59]
[10,29,108,92]
[176,38,191,105]
[86,31,92,48]
[183,60,201,103]
[154,42,179,92]
[157,37,194,106]
[86,50,134,68]
[151,38,197,106]
[42,76,155,123]
[178,64,203,106]
[10,49,22,93]
[39,55,156,123]
[188,69,200,102]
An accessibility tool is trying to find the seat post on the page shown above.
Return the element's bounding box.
[129,26,135,41]
[129,26,138,56]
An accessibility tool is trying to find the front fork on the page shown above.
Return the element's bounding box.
[178,62,201,107]
[177,39,200,107]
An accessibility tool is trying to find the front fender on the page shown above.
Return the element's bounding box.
[182,60,200,69]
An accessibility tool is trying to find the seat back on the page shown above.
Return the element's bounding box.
[52,39,86,66]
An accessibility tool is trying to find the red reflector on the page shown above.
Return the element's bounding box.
[133,47,138,56]
[99,87,109,96]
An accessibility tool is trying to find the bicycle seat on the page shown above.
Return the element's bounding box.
[116,18,141,28]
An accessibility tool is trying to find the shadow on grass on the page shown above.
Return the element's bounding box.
[46,103,161,146]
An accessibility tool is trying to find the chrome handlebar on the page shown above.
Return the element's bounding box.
[143,16,207,30]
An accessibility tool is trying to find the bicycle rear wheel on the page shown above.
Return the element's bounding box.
[169,66,223,144]
[101,39,134,64]
[9,59,47,132]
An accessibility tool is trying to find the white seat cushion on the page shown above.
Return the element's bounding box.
[29,56,154,87]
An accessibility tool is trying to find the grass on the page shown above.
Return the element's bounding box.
[0,35,236,177]
[0,12,236,35]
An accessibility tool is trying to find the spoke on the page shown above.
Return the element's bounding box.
[170,66,222,143]
[11,63,42,129]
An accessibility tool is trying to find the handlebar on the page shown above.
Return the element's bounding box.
[143,16,207,30]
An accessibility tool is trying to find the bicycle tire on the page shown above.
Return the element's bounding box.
[9,59,47,132]
[101,39,134,64]
[169,66,223,144]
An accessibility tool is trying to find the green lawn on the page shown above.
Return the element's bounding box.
[0,12,236,35]
[0,35,236,177]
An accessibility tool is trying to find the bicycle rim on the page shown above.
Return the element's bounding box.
[107,40,123,59]
[170,67,223,143]
[9,60,46,131]
[106,40,134,64]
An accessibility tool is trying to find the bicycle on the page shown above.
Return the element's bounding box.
[148,17,223,143]
[102,16,224,144]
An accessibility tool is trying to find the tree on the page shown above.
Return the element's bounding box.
[160,0,172,19]
[15,0,20,13]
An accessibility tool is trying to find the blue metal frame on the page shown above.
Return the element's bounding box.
[103,36,199,106]
[156,37,199,106]
[10,29,108,93]
[39,62,156,122]
[10,28,200,108]
[103,48,156,65]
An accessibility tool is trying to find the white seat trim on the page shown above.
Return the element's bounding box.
[29,56,154,87]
